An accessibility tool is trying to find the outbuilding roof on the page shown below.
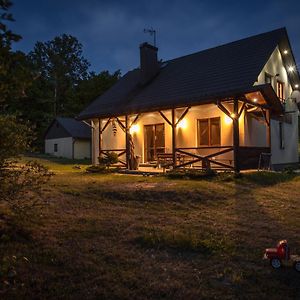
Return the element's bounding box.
[78,27,300,120]
[45,117,91,140]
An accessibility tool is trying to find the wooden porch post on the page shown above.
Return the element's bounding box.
[125,115,130,169]
[98,118,102,162]
[171,108,177,168]
[266,110,271,148]
[233,98,240,173]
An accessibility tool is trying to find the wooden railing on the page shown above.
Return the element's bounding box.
[175,146,234,170]
[99,148,126,166]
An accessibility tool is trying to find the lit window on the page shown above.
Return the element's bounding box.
[276,81,284,101]
[198,117,221,146]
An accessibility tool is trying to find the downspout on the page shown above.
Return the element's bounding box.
[72,138,75,160]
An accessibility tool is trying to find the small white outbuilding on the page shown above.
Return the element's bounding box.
[44,117,91,160]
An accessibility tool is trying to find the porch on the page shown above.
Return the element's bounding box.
[91,91,275,173]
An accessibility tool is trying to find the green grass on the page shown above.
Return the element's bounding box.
[0,155,300,299]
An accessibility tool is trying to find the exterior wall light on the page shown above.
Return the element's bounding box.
[177,118,187,129]
[288,66,294,72]
[283,50,288,55]
[230,113,237,119]
[295,84,299,89]
[129,124,140,134]
[225,115,232,124]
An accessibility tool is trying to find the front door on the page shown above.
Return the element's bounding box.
[144,124,165,162]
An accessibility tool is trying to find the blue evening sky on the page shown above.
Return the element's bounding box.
[10,0,300,75]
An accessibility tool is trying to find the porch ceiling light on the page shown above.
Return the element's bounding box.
[129,124,139,134]
[253,98,258,102]
[177,118,187,129]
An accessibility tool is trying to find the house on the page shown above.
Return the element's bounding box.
[78,28,300,172]
[44,117,91,160]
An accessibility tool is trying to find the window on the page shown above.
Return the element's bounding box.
[279,122,284,149]
[276,81,285,101]
[197,117,221,146]
[54,143,58,152]
[265,73,272,85]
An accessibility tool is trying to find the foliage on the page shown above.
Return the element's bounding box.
[0,115,32,164]
[0,115,53,215]
[0,160,52,214]
[86,165,107,173]
[28,34,90,117]
[166,168,217,180]
[98,152,119,168]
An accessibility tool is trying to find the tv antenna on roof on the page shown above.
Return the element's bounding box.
[143,27,156,47]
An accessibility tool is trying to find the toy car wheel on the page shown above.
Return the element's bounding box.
[270,258,281,269]
[294,261,300,272]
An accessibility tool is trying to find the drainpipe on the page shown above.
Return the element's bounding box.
[72,138,75,160]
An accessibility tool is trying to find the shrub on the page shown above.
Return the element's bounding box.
[86,165,107,173]
[98,152,119,168]
[166,168,217,180]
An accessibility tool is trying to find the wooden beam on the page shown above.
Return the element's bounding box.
[175,107,190,126]
[233,98,240,173]
[125,115,130,169]
[171,109,177,168]
[159,111,172,126]
[101,118,111,133]
[98,118,102,161]
[130,114,140,128]
[266,110,271,147]
[116,117,126,132]
[238,102,246,119]
[217,101,233,119]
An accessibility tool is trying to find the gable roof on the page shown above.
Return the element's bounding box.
[78,28,300,120]
[45,117,91,139]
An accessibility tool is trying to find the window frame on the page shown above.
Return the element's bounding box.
[54,143,58,152]
[279,122,284,149]
[265,72,272,86]
[197,117,221,147]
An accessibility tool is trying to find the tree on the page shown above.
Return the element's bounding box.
[0,0,31,111]
[29,34,90,116]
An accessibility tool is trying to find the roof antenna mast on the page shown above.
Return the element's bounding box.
[143,27,156,47]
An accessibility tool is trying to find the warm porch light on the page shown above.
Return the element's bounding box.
[283,50,288,55]
[230,113,237,119]
[288,66,294,72]
[177,118,187,129]
[129,124,140,134]
[225,115,232,124]
[253,98,258,102]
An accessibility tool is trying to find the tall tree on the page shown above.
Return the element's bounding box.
[29,34,90,116]
[0,0,31,110]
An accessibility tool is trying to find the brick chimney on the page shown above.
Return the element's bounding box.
[139,42,159,85]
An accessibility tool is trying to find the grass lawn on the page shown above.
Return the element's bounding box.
[1,155,300,299]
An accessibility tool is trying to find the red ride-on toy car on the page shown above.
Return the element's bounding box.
[264,240,300,272]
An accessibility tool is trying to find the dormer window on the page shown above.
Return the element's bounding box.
[276,81,284,101]
[265,73,272,85]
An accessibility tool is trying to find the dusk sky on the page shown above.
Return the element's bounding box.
[10,0,300,75]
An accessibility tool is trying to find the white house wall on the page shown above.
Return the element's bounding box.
[73,140,91,159]
[45,137,73,159]
[255,46,299,166]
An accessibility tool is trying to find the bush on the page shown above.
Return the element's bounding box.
[166,168,217,180]
[86,165,107,173]
[98,152,119,168]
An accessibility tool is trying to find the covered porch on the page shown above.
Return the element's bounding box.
[91,85,282,173]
